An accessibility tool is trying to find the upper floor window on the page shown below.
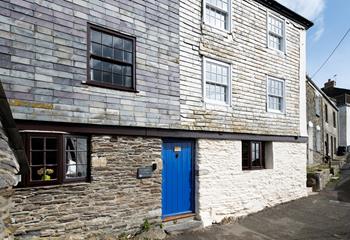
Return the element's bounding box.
[242,141,265,170]
[333,111,336,128]
[268,14,285,52]
[204,58,231,104]
[204,0,230,31]
[315,95,321,117]
[325,104,328,123]
[19,133,89,187]
[315,126,321,152]
[267,77,285,113]
[88,24,136,91]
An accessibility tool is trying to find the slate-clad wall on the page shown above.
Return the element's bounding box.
[0,0,180,128]
[11,136,162,238]
[179,0,304,135]
[0,122,20,240]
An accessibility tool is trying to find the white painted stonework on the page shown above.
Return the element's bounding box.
[196,139,307,227]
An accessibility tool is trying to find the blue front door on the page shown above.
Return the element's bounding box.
[162,139,195,218]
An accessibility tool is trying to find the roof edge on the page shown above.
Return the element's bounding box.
[254,0,314,30]
[307,76,339,111]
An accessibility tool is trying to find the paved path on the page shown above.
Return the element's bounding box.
[169,163,350,240]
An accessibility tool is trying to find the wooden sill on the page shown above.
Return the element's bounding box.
[163,213,196,222]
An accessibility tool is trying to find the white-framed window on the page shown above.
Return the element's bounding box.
[267,77,285,113]
[203,57,231,105]
[268,14,285,52]
[204,0,231,31]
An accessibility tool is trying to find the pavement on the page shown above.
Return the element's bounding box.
[168,161,350,240]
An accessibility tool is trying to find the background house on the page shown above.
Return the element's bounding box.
[0,0,312,238]
[306,77,339,166]
[322,80,350,150]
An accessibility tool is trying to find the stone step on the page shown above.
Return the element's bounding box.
[163,217,202,235]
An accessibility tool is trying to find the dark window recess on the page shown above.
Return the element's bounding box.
[87,24,136,91]
[333,111,336,128]
[20,133,89,187]
[242,141,265,170]
[325,104,328,123]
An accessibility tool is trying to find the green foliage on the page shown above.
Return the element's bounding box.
[142,219,151,232]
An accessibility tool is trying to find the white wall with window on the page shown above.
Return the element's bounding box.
[203,58,231,105]
[268,14,285,52]
[267,77,285,113]
[204,0,231,31]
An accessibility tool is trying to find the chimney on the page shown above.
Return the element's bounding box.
[324,79,336,89]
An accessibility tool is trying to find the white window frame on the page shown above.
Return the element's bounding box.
[203,0,232,32]
[203,57,232,106]
[267,13,286,53]
[267,76,286,114]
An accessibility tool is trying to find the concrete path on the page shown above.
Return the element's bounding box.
[168,163,350,240]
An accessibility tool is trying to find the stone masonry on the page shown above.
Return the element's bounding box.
[0,122,20,240]
[11,136,162,238]
[179,0,305,135]
[0,0,180,128]
[196,139,307,226]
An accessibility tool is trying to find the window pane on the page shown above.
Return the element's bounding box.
[77,138,87,151]
[91,58,102,70]
[102,62,112,72]
[114,49,123,61]
[124,52,132,63]
[32,138,44,150]
[113,36,123,49]
[206,6,227,30]
[102,71,112,84]
[124,76,133,88]
[123,66,132,76]
[91,30,101,43]
[242,141,250,169]
[113,64,123,75]
[91,42,102,55]
[102,33,113,46]
[31,151,44,165]
[91,69,102,82]
[46,151,57,165]
[124,39,133,51]
[46,138,57,150]
[31,166,57,181]
[66,164,77,178]
[113,74,123,85]
[102,46,113,58]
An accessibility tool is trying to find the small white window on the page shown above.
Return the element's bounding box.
[267,77,285,113]
[204,58,231,104]
[268,14,285,52]
[204,0,230,31]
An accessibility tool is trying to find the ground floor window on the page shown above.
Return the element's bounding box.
[242,141,265,170]
[20,133,89,186]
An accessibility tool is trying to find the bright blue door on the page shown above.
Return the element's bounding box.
[162,139,195,218]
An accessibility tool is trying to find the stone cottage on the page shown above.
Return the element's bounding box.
[306,77,338,166]
[0,0,312,238]
[322,80,350,150]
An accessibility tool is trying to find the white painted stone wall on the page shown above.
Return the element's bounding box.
[196,139,307,226]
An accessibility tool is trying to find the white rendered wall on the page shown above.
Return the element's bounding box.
[196,139,307,226]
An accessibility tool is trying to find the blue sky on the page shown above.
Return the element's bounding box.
[277,0,350,89]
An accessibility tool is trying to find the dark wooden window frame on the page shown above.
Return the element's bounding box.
[19,133,91,187]
[333,111,336,128]
[86,23,137,92]
[242,141,265,170]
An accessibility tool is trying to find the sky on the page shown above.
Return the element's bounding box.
[276,0,350,89]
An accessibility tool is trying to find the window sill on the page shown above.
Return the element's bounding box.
[201,23,233,38]
[83,80,139,93]
[267,47,287,57]
[15,181,90,190]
